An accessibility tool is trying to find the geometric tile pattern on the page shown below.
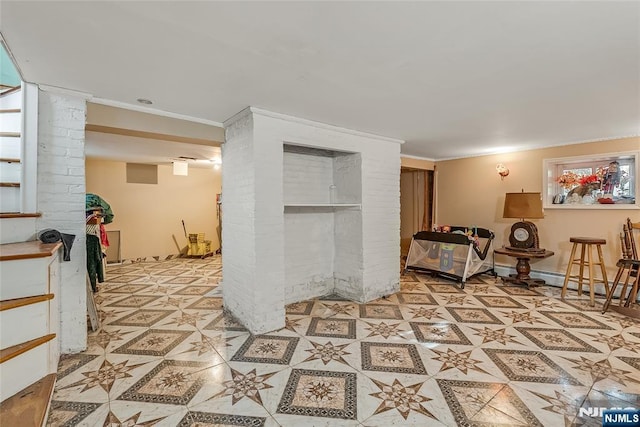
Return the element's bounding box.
[537,311,614,330]
[359,304,404,320]
[46,401,103,427]
[305,317,356,339]
[111,329,192,356]
[446,307,504,324]
[231,335,299,365]
[56,354,99,380]
[369,378,434,420]
[483,348,582,385]
[51,256,640,427]
[212,367,276,405]
[276,368,357,420]
[360,342,427,374]
[410,321,472,345]
[177,412,266,427]
[117,360,212,405]
[515,327,601,353]
[475,295,526,309]
[437,379,543,426]
[396,292,437,305]
[108,309,174,327]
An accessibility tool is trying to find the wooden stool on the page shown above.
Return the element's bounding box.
[561,237,610,307]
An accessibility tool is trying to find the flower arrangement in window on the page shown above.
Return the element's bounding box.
[556,171,581,190]
[554,160,632,205]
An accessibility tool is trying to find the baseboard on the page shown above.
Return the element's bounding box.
[494,265,638,301]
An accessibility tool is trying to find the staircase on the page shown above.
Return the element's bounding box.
[0,85,23,213]
[0,85,61,425]
[0,219,62,426]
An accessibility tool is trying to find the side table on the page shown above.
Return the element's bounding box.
[494,247,554,288]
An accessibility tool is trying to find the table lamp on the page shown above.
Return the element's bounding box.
[503,191,545,253]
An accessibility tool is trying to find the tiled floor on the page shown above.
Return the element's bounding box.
[48,256,640,426]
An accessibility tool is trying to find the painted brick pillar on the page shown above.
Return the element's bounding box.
[221,108,285,334]
[36,89,88,353]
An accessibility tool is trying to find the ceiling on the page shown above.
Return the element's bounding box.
[2,2,639,160]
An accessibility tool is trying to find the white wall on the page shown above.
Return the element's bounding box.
[36,90,87,353]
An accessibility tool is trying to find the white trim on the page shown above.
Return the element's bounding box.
[21,82,38,213]
[241,106,405,144]
[91,97,224,128]
[400,153,436,161]
[37,84,92,100]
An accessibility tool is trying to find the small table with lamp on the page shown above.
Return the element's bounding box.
[494,247,554,288]
[496,191,554,288]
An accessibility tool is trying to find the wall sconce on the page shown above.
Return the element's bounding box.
[496,163,509,180]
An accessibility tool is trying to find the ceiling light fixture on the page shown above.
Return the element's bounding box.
[137,98,153,105]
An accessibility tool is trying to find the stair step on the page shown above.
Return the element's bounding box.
[0,109,21,114]
[0,213,41,219]
[0,158,21,163]
[0,373,56,427]
[0,132,20,138]
[0,294,54,312]
[0,334,56,364]
[0,241,62,261]
[0,182,20,188]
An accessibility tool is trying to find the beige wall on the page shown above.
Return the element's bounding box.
[435,137,639,277]
[401,156,435,170]
[86,158,221,260]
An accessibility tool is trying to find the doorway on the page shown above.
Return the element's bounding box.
[400,168,434,256]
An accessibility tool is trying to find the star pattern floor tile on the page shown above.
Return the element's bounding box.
[360,341,427,374]
[515,327,601,353]
[117,359,215,405]
[306,317,356,339]
[446,306,504,324]
[49,256,639,426]
[231,335,299,365]
[276,368,357,420]
[483,348,582,385]
[358,304,404,320]
[538,311,614,330]
[410,321,472,345]
[112,329,193,356]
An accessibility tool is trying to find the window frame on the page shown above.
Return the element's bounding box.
[542,151,639,210]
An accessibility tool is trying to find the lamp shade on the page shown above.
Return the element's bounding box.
[503,192,544,219]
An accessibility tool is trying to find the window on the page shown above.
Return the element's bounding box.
[543,152,638,209]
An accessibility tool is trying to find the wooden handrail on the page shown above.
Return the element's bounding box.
[0,132,20,138]
[0,182,20,188]
[0,294,54,312]
[0,158,21,163]
[0,334,56,364]
[0,109,21,114]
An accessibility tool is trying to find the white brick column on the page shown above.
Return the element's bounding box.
[36,89,87,353]
[222,107,401,332]
[222,109,285,334]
